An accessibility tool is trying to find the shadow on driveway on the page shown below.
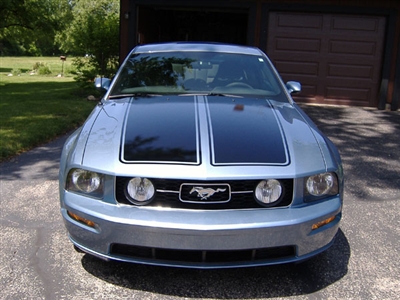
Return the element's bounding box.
[80,230,349,298]
[299,104,400,202]
[0,132,71,181]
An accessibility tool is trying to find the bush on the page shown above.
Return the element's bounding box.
[38,64,52,75]
[71,55,118,88]
[70,57,99,88]
[32,62,43,71]
[32,62,52,75]
[62,64,75,76]
[11,68,22,76]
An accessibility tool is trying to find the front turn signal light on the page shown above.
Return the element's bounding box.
[67,211,96,228]
[312,215,336,230]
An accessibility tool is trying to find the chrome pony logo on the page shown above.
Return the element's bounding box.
[190,186,227,200]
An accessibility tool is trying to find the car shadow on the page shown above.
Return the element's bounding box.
[81,229,349,298]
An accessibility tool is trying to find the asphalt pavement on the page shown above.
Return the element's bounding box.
[0,104,399,299]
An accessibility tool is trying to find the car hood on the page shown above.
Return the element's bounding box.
[80,95,332,179]
[122,95,289,165]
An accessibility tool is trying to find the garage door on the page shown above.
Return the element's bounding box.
[266,12,386,107]
[137,7,248,45]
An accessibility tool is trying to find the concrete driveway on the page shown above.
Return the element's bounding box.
[1,104,399,299]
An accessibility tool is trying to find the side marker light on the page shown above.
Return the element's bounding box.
[67,211,96,228]
[312,215,336,230]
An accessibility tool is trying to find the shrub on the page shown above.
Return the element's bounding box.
[70,57,99,88]
[11,68,22,76]
[71,56,118,88]
[32,62,43,71]
[38,64,52,75]
[32,62,52,75]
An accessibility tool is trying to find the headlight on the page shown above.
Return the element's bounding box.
[305,172,338,200]
[126,177,155,205]
[66,169,104,198]
[255,179,283,206]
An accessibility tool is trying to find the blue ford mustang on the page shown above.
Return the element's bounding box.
[59,42,343,268]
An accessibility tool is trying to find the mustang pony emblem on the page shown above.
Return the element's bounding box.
[190,187,226,200]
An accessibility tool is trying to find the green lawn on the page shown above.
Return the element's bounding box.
[0,56,75,75]
[0,57,97,162]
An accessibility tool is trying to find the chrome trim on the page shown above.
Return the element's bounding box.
[156,189,179,194]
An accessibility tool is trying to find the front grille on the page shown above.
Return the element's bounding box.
[115,178,293,209]
[111,244,296,264]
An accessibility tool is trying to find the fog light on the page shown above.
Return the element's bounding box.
[255,179,282,205]
[67,211,96,228]
[312,215,336,230]
[126,177,155,205]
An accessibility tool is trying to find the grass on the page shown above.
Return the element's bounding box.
[0,57,98,162]
[0,56,75,75]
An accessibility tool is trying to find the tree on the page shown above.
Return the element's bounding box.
[0,0,120,81]
[0,0,69,55]
[56,0,120,80]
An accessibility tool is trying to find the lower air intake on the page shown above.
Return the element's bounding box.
[111,244,296,264]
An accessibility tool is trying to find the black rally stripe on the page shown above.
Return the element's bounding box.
[206,96,288,165]
[123,96,199,163]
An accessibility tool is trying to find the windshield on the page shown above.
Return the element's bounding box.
[109,51,283,98]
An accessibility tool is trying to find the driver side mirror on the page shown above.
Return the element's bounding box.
[286,81,301,94]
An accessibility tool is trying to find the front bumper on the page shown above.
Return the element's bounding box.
[61,192,342,268]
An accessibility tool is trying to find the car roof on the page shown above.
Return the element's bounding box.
[131,42,264,56]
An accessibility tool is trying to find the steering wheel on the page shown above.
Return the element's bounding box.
[225,82,253,89]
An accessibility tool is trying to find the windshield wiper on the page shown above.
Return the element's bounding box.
[178,92,243,98]
[108,93,161,99]
[207,92,243,98]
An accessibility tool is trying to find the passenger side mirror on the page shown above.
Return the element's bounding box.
[94,77,111,92]
[286,81,301,94]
